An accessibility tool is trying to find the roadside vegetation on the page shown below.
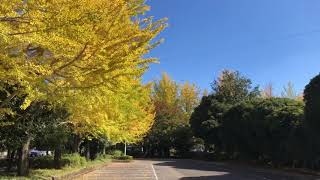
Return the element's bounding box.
[0,153,112,179]
[0,0,319,179]
[189,70,319,170]
[142,70,320,171]
[30,154,111,179]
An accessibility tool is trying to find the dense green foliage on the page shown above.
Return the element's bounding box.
[304,73,320,166]
[30,154,111,179]
[221,98,304,165]
[304,74,320,134]
[190,70,259,150]
[190,71,320,169]
[31,154,86,169]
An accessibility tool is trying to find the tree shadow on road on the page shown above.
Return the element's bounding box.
[179,175,247,180]
[152,159,236,172]
[152,159,317,180]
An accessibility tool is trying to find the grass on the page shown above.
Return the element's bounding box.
[31,157,111,179]
[0,155,112,180]
[0,176,27,180]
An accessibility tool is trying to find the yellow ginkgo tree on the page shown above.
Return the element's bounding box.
[0,0,166,107]
[67,79,155,143]
[0,0,165,175]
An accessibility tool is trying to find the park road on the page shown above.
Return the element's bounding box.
[81,159,320,180]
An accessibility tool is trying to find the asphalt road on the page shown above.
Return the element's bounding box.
[81,159,320,180]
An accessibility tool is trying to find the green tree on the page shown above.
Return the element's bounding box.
[212,70,259,104]
[304,74,320,131]
[190,95,214,145]
[304,73,320,166]
[32,105,70,169]
[0,99,69,175]
[221,98,304,165]
[190,70,259,151]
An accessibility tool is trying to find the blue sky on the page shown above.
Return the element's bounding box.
[142,0,320,95]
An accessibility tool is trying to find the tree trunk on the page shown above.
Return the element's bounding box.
[124,142,127,156]
[102,145,106,155]
[161,148,164,158]
[151,148,155,157]
[7,148,12,171]
[85,140,90,160]
[72,135,81,153]
[7,149,11,159]
[17,136,31,176]
[166,148,170,158]
[6,148,14,171]
[54,145,62,169]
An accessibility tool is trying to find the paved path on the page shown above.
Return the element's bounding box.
[80,159,320,180]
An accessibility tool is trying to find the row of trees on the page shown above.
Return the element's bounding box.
[140,69,319,169]
[0,0,166,176]
[190,70,320,169]
[142,73,201,157]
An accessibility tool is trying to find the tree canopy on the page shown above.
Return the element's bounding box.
[0,0,166,175]
[144,73,200,157]
[190,70,259,148]
[0,0,166,142]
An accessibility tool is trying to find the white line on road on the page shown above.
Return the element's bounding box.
[151,164,159,180]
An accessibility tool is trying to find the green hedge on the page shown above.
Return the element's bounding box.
[31,154,87,169]
[31,152,130,170]
[108,150,123,157]
[113,155,133,161]
[107,150,133,161]
[96,154,112,160]
[62,153,87,167]
[30,156,55,169]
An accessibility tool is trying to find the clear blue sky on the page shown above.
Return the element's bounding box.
[142,0,320,95]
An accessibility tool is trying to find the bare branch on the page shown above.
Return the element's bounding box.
[54,43,89,72]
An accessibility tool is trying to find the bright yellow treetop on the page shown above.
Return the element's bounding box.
[0,0,165,143]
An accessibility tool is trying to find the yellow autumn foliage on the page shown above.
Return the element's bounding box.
[0,0,165,143]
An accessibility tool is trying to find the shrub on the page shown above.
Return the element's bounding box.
[61,154,87,167]
[304,73,320,132]
[0,158,8,167]
[108,150,123,157]
[107,150,133,161]
[113,155,133,161]
[30,154,87,169]
[96,154,112,161]
[30,156,54,169]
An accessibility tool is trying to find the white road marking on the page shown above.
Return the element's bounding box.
[151,164,159,180]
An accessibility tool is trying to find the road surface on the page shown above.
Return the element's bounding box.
[81,159,319,180]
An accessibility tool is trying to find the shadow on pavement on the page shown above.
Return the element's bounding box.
[153,159,233,172]
[151,159,318,180]
[179,175,316,180]
[180,175,247,180]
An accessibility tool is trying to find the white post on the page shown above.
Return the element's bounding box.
[124,142,127,156]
